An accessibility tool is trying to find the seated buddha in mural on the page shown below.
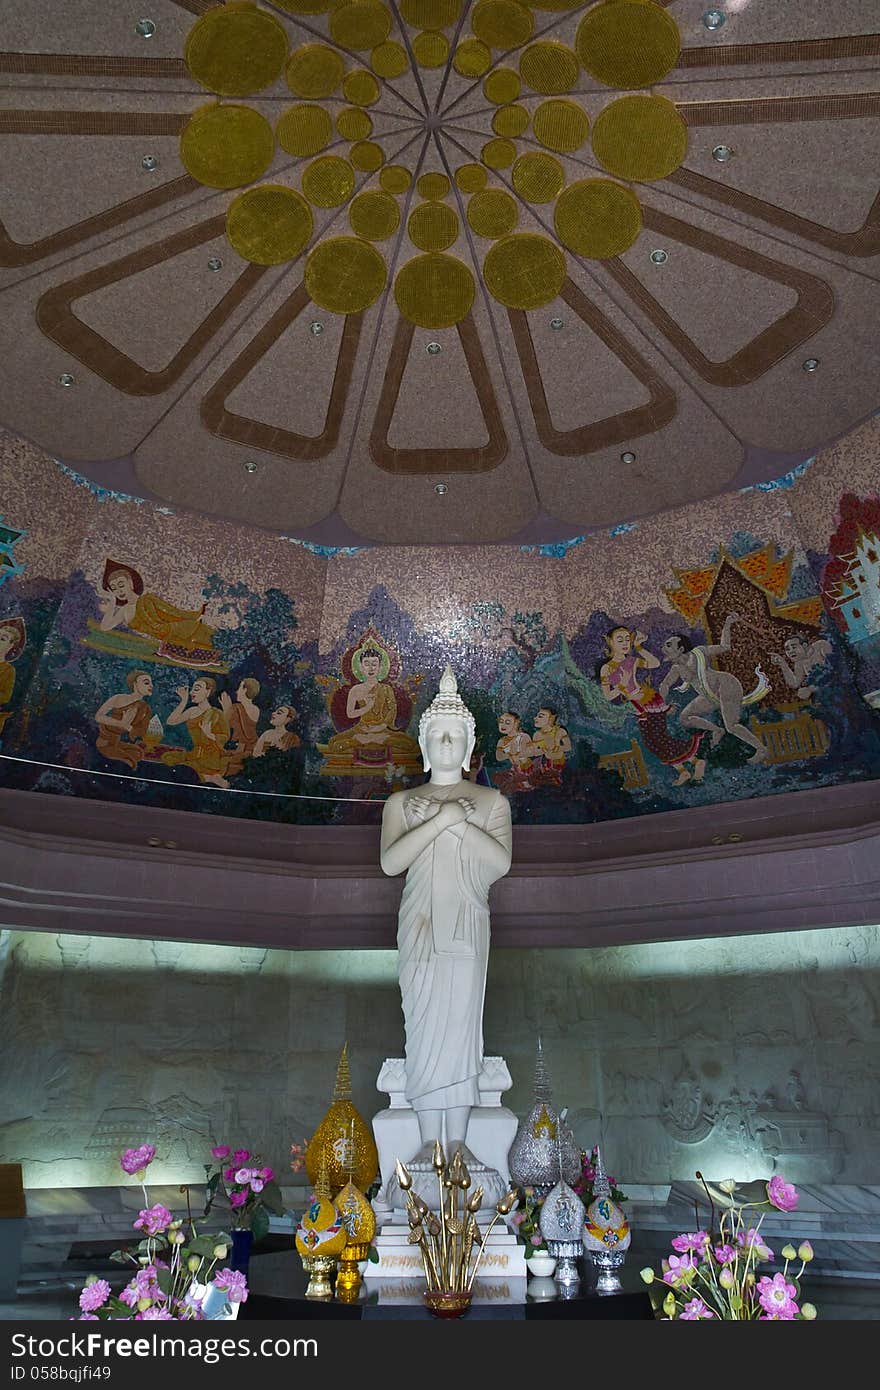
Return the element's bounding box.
[0,616,26,736]
[94,559,223,670]
[317,628,422,778]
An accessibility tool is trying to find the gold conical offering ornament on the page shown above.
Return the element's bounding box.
[305,1043,379,1193]
[335,1175,377,1301]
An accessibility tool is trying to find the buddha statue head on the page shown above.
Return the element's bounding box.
[418,664,476,778]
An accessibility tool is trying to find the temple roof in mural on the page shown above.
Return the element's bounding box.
[0,1,878,545]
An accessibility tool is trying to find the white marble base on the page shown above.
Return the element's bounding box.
[371,1056,518,1213]
[365,1219,526,1281]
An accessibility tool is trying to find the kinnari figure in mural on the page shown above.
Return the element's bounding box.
[600,626,706,786]
[94,670,153,769]
[0,616,25,736]
[659,614,770,764]
[220,677,261,774]
[162,678,231,788]
[97,559,222,669]
[253,704,301,756]
[770,631,833,702]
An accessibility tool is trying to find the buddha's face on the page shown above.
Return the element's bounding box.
[108,570,135,603]
[0,626,16,659]
[608,628,631,657]
[423,715,470,774]
[360,652,381,679]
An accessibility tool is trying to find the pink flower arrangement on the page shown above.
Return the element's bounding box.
[204,1142,284,1242]
[70,1145,248,1321]
[640,1172,818,1321]
[572,1145,627,1206]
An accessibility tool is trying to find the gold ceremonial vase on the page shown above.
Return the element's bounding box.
[302,1254,336,1300]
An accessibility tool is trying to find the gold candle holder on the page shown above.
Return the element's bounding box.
[335,1241,369,1299]
[303,1254,336,1300]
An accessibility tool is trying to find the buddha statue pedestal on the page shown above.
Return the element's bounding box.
[366,1055,523,1281]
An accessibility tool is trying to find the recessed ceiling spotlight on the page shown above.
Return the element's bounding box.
[550,317,564,330]
[243,460,258,473]
[142,154,158,171]
[712,144,734,162]
[434,482,448,494]
[702,9,726,30]
[207,256,223,272]
[58,372,75,387]
[650,248,668,264]
[426,342,442,355]
[309,321,324,336]
[620,451,636,464]
[135,19,156,38]
[802,358,820,372]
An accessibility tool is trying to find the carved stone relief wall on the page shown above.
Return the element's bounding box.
[1,923,876,1190]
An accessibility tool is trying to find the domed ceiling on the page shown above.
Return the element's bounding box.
[0,0,878,545]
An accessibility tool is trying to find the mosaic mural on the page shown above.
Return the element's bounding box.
[1,422,879,825]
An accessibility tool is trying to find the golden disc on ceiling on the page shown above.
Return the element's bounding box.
[286,44,345,99]
[302,154,356,206]
[467,187,518,239]
[413,31,449,68]
[483,232,566,309]
[184,4,288,97]
[330,2,393,52]
[276,103,334,158]
[483,68,521,104]
[417,171,451,199]
[337,107,373,140]
[179,103,275,189]
[453,38,492,76]
[226,184,313,264]
[575,0,680,90]
[591,94,687,181]
[349,188,401,239]
[455,162,488,192]
[343,68,381,106]
[554,177,642,258]
[492,103,530,137]
[381,164,412,193]
[532,97,588,153]
[481,137,517,169]
[306,236,387,314]
[472,0,534,51]
[511,150,565,202]
[394,253,476,327]
[519,41,579,95]
[401,0,462,27]
[371,40,409,77]
[408,201,460,251]
[350,139,385,172]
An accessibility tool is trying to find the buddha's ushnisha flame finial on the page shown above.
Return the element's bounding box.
[439,662,457,695]
[333,1042,352,1102]
[418,664,476,738]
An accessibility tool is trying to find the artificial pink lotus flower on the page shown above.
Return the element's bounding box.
[232,1149,250,1165]
[767,1175,799,1212]
[133,1204,172,1237]
[211,1145,231,1159]
[120,1144,156,1176]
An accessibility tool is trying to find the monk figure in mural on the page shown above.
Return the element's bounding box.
[162,677,231,788]
[95,670,154,769]
[97,559,222,669]
[0,617,25,736]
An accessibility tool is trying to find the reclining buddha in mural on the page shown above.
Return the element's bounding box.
[85,559,224,671]
[316,626,423,778]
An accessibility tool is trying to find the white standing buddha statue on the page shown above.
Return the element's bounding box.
[379,664,513,1163]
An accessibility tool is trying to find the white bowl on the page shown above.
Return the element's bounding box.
[526,1253,557,1277]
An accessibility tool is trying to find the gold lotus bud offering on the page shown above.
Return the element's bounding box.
[305,1044,379,1195]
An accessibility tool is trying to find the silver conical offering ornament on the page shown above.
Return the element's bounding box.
[508,1037,580,1195]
